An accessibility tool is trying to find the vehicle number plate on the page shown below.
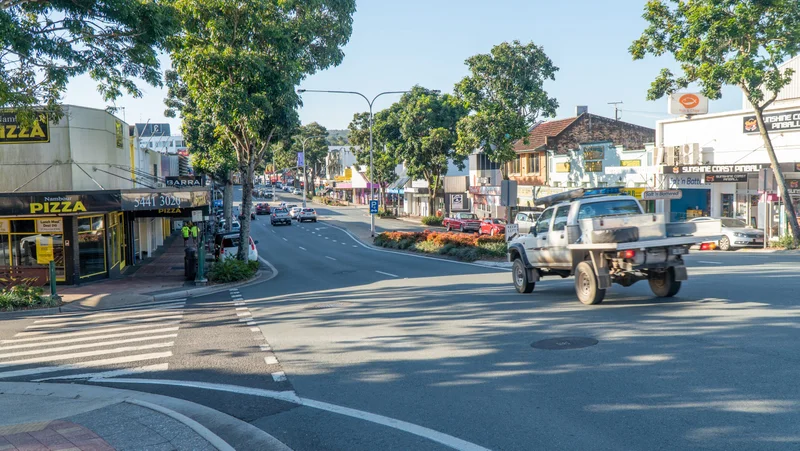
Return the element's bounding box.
[670,247,688,255]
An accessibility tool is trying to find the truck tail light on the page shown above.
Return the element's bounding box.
[617,249,636,259]
[700,242,716,250]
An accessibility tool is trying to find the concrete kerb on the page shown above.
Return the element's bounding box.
[0,382,292,451]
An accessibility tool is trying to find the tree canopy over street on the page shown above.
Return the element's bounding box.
[630,0,800,244]
[0,0,176,123]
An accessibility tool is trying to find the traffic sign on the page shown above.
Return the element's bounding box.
[369,200,379,214]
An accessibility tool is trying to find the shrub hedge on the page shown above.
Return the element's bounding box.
[373,230,506,261]
[420,216,444,226]
[208,259,260,283]
[0,286,55,311]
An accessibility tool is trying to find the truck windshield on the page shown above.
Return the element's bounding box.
[577,199,642,220]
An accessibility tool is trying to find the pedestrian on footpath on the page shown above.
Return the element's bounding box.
[190,222,199,246]
[182,223,190,246]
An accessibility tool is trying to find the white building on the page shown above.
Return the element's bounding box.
[655,55,800,234]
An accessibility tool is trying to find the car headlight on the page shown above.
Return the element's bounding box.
[733,232,745,237]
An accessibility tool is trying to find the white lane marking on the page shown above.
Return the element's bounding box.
[21,315,184,333]
[228,289,239,293]
[375,271,399,278]
[271,230,276,234]
[325,236,329,240]
[0,352,173,380]
[4,321,182,343]
[30,309,185,328]
[271,372,287,382]
[91,378,491,451]
[342,243,346,245]
[353,245,358,248]
[236,312,251,317]
[0,342,174,367]
[247,321,257,326]
[264,356,278,365]
[234,302,245,306]
[0,334,178,359]
[31,302,185,322]
[238,318,250,323]
[0,327,180,350]
[11,317,183,338]
[250,327,260,332]
[235,307,248,311]
[259,345,271,352]
[332,239,337,242]
[698,261,723,265]
[325,256,336,261]
[32,363,169,382]
[299,247,307,251]
[282,238,288,242]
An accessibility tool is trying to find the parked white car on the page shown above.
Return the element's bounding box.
[689,217,764,250]
[514,211,541,234]
[216,232,258,262]
[293,188,302,195]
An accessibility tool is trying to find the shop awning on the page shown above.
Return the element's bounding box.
[388,176,409,191]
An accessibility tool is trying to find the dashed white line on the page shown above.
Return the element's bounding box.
[698,261,723,265]
[375,270,399,278]
[265,356,279,365]
[271,372,287,382]
[235,307,248,311]
[325,237,329,240]
[325,256,336,261]
[236,312,251,317]
[282,238,288,242]
[332,239,337,242]
[299,247,306,251]
[259,345,271,352]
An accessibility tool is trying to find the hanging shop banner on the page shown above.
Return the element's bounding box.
[0,191,121,216]
[0,112,50,144]
[36,218,63,233]
[704,173,748,183]
[121,189,210,211]
[165,176,207,188]
[35,236,54,264]
[743,109,800,134]
[663,164,763,174]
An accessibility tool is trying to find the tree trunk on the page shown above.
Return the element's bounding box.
[755,108,800,244]
[237,160,255,261]
[223,174,233,232]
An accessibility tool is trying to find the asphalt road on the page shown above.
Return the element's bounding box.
[2,187,800,450]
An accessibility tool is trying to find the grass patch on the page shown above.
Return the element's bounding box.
[208,259,260,283]
[421,216,443,226]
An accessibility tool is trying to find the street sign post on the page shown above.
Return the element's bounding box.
[505,223,519,242]
[369,200,379,214]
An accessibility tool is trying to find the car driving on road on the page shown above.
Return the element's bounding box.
[256,203,270,215]
[271,208,291,226]
[297,208,317,223]
[289,206,302,219]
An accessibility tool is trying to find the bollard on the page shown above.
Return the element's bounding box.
[195,228,208,286]
[49,260,61,304]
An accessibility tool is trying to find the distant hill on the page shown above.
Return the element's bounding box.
[326,129,349,145]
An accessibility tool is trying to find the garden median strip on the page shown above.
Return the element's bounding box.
[373,230,506,262]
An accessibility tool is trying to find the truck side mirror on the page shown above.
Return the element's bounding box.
[530,225,537,237]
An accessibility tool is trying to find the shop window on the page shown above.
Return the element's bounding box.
[584,160,603,173]
[0,235,8,266]
[11,220,35,234]
[79,214,106,278]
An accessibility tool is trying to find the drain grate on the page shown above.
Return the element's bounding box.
[531,337,598,350]
[310,301,353,309]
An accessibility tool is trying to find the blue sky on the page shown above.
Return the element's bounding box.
[64,0,744,132]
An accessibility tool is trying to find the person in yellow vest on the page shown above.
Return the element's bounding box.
[181,223,190,246]
[190,223,199,245]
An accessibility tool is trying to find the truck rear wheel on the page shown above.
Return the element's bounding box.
[575,261,605,305]
[512,259,535,293]
[648,268,681,297]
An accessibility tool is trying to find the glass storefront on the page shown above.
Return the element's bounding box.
[0,218,66,281]
[109,212,126,270]
[78,214,107,278]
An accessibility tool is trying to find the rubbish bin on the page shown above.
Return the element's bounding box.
[184,247,198,281]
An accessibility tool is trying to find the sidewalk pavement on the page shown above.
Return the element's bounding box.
[0,382,291,451]
[53,234,272,313]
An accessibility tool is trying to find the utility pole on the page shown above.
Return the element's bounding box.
[608,101,623,121]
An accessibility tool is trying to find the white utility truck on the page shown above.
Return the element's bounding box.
[507,188,721,305]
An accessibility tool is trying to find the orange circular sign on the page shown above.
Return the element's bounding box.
[679,94,700,108]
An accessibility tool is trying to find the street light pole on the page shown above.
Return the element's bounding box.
[297,89,407,237]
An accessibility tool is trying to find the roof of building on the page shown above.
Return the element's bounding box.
[513,116,580,152]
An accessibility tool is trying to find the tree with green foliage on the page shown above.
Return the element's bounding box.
[454,40,559,179]
[0,0,176,122]
[630,0,800,244]
[168,0,355,260]
[377,86,468,215]
[165,69,238,229]
[348,111,399,209]
[289,122,329,197]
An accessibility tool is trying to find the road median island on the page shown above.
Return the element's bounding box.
[374,230,507,262]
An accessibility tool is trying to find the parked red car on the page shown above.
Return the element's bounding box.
[479,218,507,236]
[255,203,270,215]
[443,213,482,233]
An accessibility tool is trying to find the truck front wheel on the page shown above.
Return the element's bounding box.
[512,259,535,293]
[648,268,681,297]
[575,261,605,305]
